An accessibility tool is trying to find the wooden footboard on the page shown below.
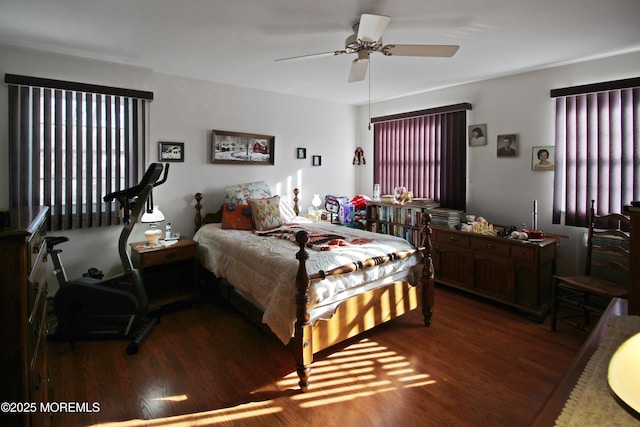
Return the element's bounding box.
[193,192,435,392]
[292,212,434,391]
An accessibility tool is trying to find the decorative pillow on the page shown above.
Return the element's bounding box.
[225,181,272,204]
[221,202,254,230]
[279,196,297,222]
[248,195,283,231]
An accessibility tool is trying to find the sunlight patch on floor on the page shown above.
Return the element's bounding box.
[89,401,282,427]
[279,337,436,408]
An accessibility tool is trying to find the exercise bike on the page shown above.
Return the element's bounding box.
[47,162,168,354]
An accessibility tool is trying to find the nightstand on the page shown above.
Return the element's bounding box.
[129,237,199,311]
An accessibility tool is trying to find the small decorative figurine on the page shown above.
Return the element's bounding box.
[353,147,366,165]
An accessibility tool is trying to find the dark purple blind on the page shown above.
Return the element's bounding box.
[373,105,468,210]
[7,75,150,230]
[552,80,640,227]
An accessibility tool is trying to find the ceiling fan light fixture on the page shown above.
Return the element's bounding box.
[355,49,370,63]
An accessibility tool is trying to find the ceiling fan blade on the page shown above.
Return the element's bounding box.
[348,57,369,83]
[275,50,345,62]
[382,44,459,57]
[357,14,391,43]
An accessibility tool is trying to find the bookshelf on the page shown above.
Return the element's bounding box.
[365,200,438,246]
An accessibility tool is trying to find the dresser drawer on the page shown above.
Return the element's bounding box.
[511,244,535,261]
[28,240,48,322]
[27,223,46,270]
[29,285,48,372]
[435,230,470,248]
[470,238,510,256]
[133,243,198,268]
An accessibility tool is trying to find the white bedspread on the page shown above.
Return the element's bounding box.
[194,219,422,343]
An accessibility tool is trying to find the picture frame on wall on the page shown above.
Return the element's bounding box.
[312,155,322,166]
[212,129,275,165]
[159,141,184,162]
[532,146,555,171]
[468,124,487,146]
[296,147,307,159]
[497,134,518,157]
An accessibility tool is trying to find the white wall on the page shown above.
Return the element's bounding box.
[0,44,358,283]
[356,51,640,275]
[2,43,638,283]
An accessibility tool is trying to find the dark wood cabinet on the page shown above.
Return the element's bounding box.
[623,206,639,315]
[0,206,50,427]
[431,226,557,320]
[365,200,557,319]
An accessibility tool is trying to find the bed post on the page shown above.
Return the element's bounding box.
[293,188,300,216]
[420,212,435,326]
[294,230,313,391]
[194,193,203,232]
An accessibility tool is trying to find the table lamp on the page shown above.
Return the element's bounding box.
[312,194,322,221]
[141,204,164,245]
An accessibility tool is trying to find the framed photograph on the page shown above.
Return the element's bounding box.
[532,146,555,171]
[159,141,184,162]
[497,134,518,157]
[297,147,307,159]
[212,130,274,165]
[469,124,487,146]
[312,155,322,166]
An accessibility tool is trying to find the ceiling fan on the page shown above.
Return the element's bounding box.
[275,13,459,83]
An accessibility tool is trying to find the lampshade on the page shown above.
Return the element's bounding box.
[311,194,322,209]
[141,205,165,223]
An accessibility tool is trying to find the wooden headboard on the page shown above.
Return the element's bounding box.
[194,188,300,232]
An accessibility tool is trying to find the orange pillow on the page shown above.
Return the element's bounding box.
[221,203,253,230]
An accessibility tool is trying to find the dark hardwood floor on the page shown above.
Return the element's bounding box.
[47,285,586,427]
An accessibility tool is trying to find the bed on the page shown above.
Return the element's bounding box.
[192,182,435,391]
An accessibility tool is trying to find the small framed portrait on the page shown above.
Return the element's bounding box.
[159,141,184,162]
[497,134,518,157]
[312,155,322,166]
[532,146,555,171]
[296,147,307,159]
[468,124,487,146]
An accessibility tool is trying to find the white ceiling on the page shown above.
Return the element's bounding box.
[1,0,639,106]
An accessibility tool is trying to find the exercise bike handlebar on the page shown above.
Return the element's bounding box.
[103,163,168,223]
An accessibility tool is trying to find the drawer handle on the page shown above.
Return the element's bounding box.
[485,244,495,249]
[165,253,177,260]
[448,237,458,242]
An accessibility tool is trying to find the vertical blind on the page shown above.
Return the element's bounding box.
[551,78,640,227]
[372,104,469,210]
[6,74,153,231]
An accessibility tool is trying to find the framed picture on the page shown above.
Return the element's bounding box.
[469,124,487,146]
[312,155,322,166]
[297,147,307,159]
[159,141,184,162]
[497,134,518,157]
[212,130,275,165]
[532,146,555,171]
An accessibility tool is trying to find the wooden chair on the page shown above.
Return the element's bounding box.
[550,201,630,331]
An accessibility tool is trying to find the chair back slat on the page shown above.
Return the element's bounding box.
[586,202,630,284]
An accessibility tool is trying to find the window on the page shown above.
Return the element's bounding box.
[6,74,153,231]
[551,77,640,227]
[372,103,470,210]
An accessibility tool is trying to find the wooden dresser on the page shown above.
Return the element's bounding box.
[431,226,558,320]
[0,206,50,427]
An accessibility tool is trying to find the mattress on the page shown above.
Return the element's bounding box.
[194,219,422,343]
